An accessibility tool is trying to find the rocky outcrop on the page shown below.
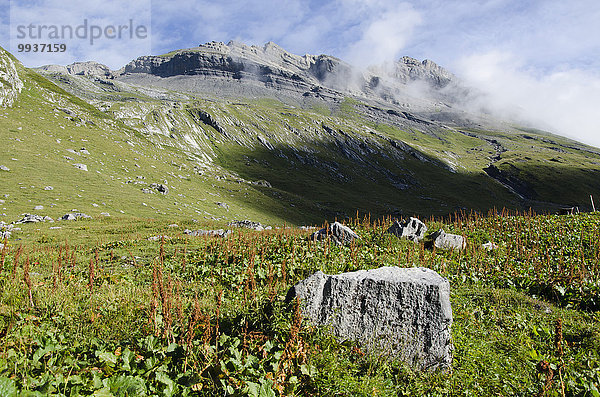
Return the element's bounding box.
[310,222,359,245]
[387,217,427,242]
[483,164,537,200]
[288,266,453,371]
[0,47,24,108]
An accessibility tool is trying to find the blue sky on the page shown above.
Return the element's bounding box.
[2,0,600,146]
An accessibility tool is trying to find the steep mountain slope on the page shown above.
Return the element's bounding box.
[2,43,600,226]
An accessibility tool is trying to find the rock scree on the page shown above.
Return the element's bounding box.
[287,266,453,371]
[386,217,427,242]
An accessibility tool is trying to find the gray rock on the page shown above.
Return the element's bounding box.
[141,188,154,194]
[310,221,359,245]
[216,202,229,210]
[148,235,170,241]
[184,228,231,238]
[14,214,53,224]
[34,205,44,210]
[150,183,169,194]
[100,212,110,217]
[228,219,267,231]
[0,231,10,240]
[59,212,92,221]
[387,217,427,242]
[252,179,272,188]
[0,47,24,108]
[288,266,452,371]
[44,186,54,190]
[73,163,88,171]
[481,241,498,251]
[430,229,466,251]
[0,165,9,171]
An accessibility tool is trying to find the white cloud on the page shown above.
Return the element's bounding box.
[343,2,422,67]
[457,51,600,148]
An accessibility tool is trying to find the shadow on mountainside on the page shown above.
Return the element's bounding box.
[214,138,600,224]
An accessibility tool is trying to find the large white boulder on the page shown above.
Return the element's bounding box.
[288,266,453,371]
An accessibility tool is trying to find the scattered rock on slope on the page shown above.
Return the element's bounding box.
[14,214,53,224]
[386,217,427,242]
[310,221,359,245]
[73,163,88,171]
[150,183,169,194]
[228,220,271,231]
[287,266,453,371]
[60,212,92,221]
[0,165,9,172]
[184,228,231,238]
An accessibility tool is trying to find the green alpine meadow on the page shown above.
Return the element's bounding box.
[1,41,599,396]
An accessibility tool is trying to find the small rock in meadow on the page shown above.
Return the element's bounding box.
[44,186,53,190]
[0,231,11,240]
[216,202,229,210]
[387,217,427,242]
[0,165,10,171]
[184,228,231,238]
[73,163,88,171]
[481,241,498,251]
[100,212,110,217]
[34,205,44,210]
[429,229,466,251]
[148,235,170,241]
[310,221,359,245]
[49,226,62,230]
[168,224,179,228]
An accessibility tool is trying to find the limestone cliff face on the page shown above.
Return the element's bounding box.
[39,61,112,77]
[35,41,463,113]
[115,41,456,105]
[0,47,24,108]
